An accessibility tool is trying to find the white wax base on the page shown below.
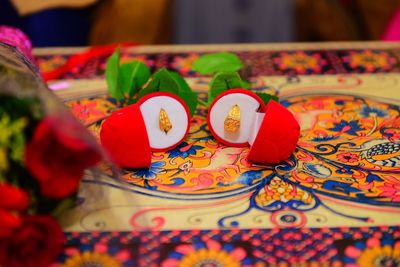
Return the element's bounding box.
[248,112,265,146]
[140,95,189,150]
[209,93,262,144]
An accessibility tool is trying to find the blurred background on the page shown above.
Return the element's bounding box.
[1,0,400,47]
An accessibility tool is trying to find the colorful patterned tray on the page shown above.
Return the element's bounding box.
[37,44,400,266]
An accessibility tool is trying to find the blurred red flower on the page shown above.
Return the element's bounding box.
[0,215,65,267]
[25,115,101,199]
[0,184,29,238]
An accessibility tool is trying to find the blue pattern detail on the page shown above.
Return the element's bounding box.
[329,120,365,136]
[167,142,204,159]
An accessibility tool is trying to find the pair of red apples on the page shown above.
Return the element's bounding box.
[100,89,300,168]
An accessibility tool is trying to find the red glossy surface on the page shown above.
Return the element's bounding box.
[248,100,300,164]
[100,104,151,168]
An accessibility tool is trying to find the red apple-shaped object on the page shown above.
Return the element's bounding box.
[100,104,151,168]
[207,89,300,164]
[247,100,300,164]
[100,92,190,168]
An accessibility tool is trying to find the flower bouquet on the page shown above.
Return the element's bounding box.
[0,40,103,266]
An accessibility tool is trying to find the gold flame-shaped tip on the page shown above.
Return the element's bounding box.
[159,108,172,134]
[224,104,240,133]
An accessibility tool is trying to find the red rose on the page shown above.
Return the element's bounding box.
[0,210,22,238]
[0,184,29,238]
[0,184,29,210]
[0,215,65,267]
[25,115,102,199]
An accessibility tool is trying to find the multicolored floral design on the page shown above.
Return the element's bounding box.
[344,237,400,267]
[161,240,254,267]
[377,176,400,202]
[36,48,400,79]
[60,251,122,267]
[120,54,155,67]
[329,120,365,136]
[337,152,359,163]
[53,226,400,266]
[167,141,204,159]
[134,161,166,179]
[68,99,110,124]
[360,105,388,118]
[34,46,400,266]
[170,53,200,76]
[65,90,400,232]
[341,50,397,72]
[272,51,329,74]
[255,177,313,206]
[36,55,67,73]
[53,239,135,267]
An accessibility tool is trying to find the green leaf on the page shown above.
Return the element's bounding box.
[256,92,279,105]
[138,68,178,100]
[135,73,161,100]
[192,52,243,75]
[119,61,150,98]
[105,49,124,100]
[154,69,180,95]
[138,68,198,116]
[208,71,244,105]
[240,79,251,89]
[169,71,198,116]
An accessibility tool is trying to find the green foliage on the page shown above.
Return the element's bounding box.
[138,68,198,116]
[255,92,279,105]
[192,52,243,74]
[0,114,27,180]
[105,49,151,101]
[208,71,279,106]
[0,95,42,183]
[105,48,123,100]
[119,61,150,98]
[208,71,249,105]
[105,50,197,115]
[168,72,198,116]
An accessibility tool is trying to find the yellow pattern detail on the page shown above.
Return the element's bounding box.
[357,244,400,267]
[61,251,122,267]
[178,248,240,267]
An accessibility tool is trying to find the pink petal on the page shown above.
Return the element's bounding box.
[64,247,79,256]
[367,238,380,248]
[116,250,130,261]
[345,246,361,257]
[380,184,396,190]
[175,244,195,254]
[206,239,221,250]
[392,195,400,202]
[231,247,247,261]
[379,186,396,193]
[385,176,400,184]
[94,243,108,253]
[161,259,179,267]
[379,191,395,197]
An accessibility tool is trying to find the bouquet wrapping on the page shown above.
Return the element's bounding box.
[0,38,104,266]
